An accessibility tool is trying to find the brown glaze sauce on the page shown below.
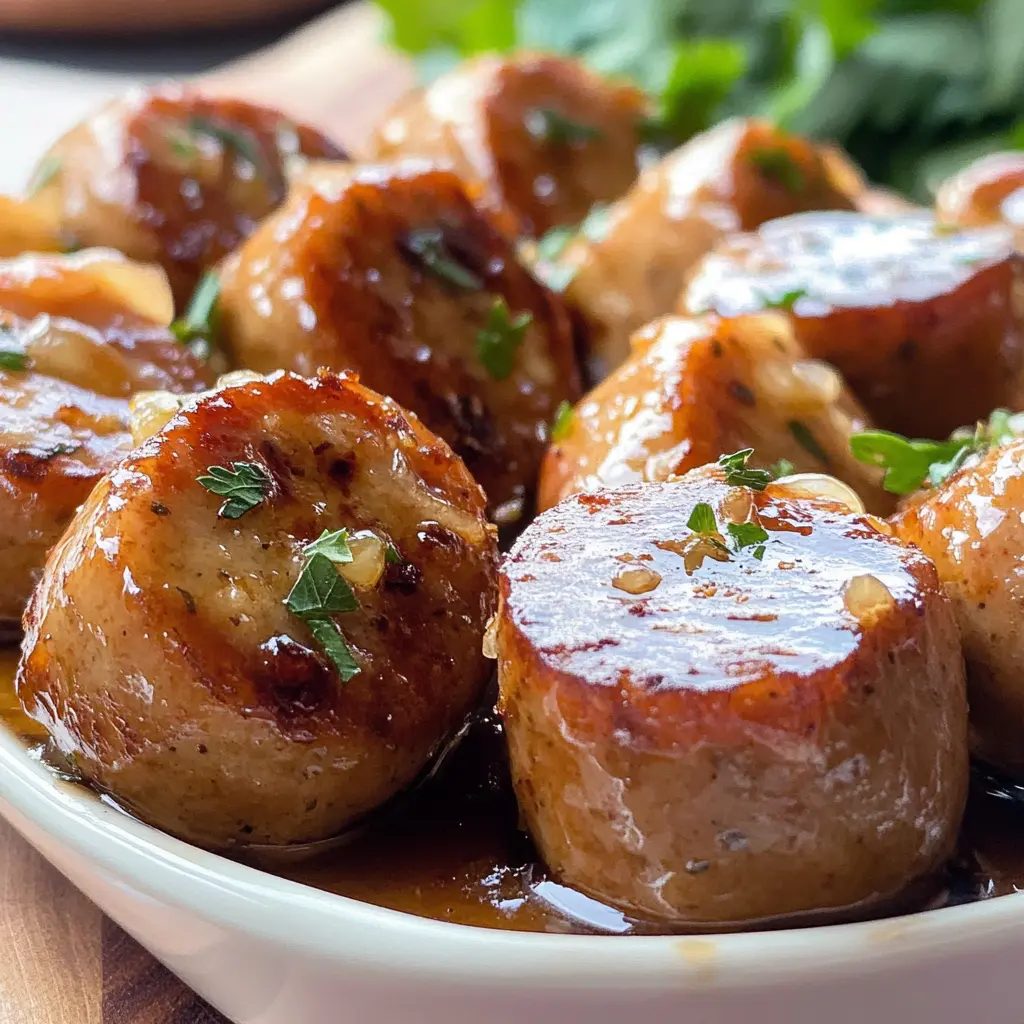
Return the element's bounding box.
[0,647,1021,934]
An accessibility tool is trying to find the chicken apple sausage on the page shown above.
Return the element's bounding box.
[935,152,1024,238]
[538,313,891,515]
[218,162,580,520]
[536,118,859,378]
[18,370,498,849]
[0,251,212,628]
[29,85,346,304]
[495,469,968,926]
[368,53,645,238]
[682,211,1024,438]
[892,436,1024,776]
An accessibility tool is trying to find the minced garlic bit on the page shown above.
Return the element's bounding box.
[612,566,662,594]
[482,614,499,659]
[339,531,386,589]
[769,472,865,513]
[843,574,895,625]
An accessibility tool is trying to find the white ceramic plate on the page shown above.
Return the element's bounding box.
[1,723,1022,1024]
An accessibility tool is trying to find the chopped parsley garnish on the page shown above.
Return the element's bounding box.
[771,458,795,479]
[196,461,270,519]
[403,227,483,291]
[285,550,360,682]
[384,541,403,565]
[0,349,27,372]
[687,502,717,535]
[536,226,575,263]
[550,400,574,443]
[752,545,766,560]
[303,528,353,564]
[579,203,612,244]
[748,147,805,194]
[726,521,769,551]
[789,420,829,465]
[477,297,532,380]
[27,155,61,196]
[849,410,1024,495]
[187,116,264,171]
[761,288,808,311]
[170,270,221,356]
[525,107,603,146]
[717,448,771,490]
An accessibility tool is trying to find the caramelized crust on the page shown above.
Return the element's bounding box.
[683,211,1024,438]
[893,438,1024,775]
[18,371,498,848]
[497,471,967,926]
[218,163,580,517]
[539,313,891,515]
[547,118,858,378]
[368,53,645,237]
[30,85,346,304]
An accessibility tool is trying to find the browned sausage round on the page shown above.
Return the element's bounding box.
[367,53,645,238]
[682,211,1024,438]
[538,313,891,515]
[218,162,580,521]
[18,370,498,849]
[495,468,968,927]
[29,85,346,305]
[539,118,859,378]
[0,251,212,628]
[936,152,1024,235]
[892,437,1024,775]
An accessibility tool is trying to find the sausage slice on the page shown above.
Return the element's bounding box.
[496,469,968,926]
[682,211,1024,438]
[539,313,891,515]
[368,53,645,238]
[539,118,858,378]
[18,371,498,849]
[218,162,580,520]
[936,152,1024,236]
[29,85,346,304]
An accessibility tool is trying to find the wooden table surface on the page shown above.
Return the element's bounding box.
[0,6,406,1022]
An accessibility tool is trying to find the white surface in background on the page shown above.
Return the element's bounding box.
[0,61,145,192]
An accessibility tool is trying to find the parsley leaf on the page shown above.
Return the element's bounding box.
[303,529,353,564]
[170,271,221,356]
[727,521,769,551]
[306,618,361,682]
[477,297,532,380]
[748,147,805,194]
[285,552,359,618]
[761,288,808,311]
[27,155,61,197]
[687,502,717,535]
[551,399,574,442]
[0,350,27,372]
[536,226,575,263]
[717,448,772,490]
[384,541,403,565]
[403,227,483,290]
[789,421,830,465]
[196,461,270,519]
[525,107,603,145]
[771,458,796,479]
[187,116,264,171]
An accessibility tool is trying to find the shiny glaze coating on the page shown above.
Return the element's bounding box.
[367,53,645,238]
[218,162,580,518]
[18,371,498,849]
[31,84,346,304]
[0,251,212,626]
[893,438,1024,775]
[497,470,968,926]
[683,211,1024,438]
[551,118,858,378]
[936,152,1024,236]
[538,313,891,515]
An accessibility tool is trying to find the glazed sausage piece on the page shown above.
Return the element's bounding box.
[0,251,212,629]
[541,118,858,378]
[18,371,498,849]
[935,152,1024,236]
[218,162,580,520]
[29,85,346,305]
[893,437,1024,776]
[683,212,1024,438]
[367,53,645,238]
[539,312,891,515]
[496,470,968,927]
